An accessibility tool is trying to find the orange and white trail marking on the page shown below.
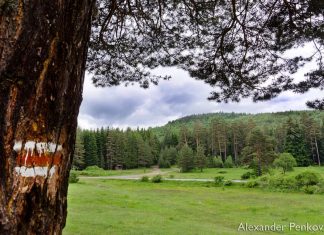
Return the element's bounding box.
[13,141,62,178]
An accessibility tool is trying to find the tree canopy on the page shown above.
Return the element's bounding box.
[88,0,324,109]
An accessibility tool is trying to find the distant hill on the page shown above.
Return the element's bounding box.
[151,110,324,139]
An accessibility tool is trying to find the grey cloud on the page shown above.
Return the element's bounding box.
[78,68,321,129]
[272,97,292,103]
[80,94,142,120]
[163,92,196,106]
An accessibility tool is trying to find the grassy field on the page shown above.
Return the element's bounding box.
[164,167,250,180]
[162,166,324,181]
[64,178,324,235]
[75,166,324,180]
[282,166,324,177]
[74,167,154,177]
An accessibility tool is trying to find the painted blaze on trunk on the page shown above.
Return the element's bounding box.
[0,0,94,233]
[14,141,63,177]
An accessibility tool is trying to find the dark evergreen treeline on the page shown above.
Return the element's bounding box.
[73,128,160,170]
[73,111,324,173]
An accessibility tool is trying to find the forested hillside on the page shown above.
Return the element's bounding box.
[152,111,324,138]
[74,111,324,174]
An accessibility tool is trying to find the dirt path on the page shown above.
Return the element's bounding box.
[79,168,247,183]
[80,167,173,180]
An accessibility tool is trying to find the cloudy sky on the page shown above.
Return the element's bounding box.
[78,65,321,130]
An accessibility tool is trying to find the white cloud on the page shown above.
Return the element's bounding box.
[78,67,321,129]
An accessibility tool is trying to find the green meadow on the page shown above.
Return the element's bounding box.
[164,167,251,181]
[165,166,324,180]
[64,173,324,235]
[73,167,154,177]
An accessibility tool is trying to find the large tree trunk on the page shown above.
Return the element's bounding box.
[0,0,94,233]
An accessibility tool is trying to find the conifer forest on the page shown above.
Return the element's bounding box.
[74,111,324,174]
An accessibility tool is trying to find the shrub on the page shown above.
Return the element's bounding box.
[141,176,149,182]
[267,168,276,176]
[223,180,232,186]
[268,175,298,191]
[249,171,324,194]
[245,180,258,188]
[259,175,270,182]
[273,153,297,174]
[257,175,270,187]
[69,171,79,183]
[151,175,163,183]
[212,156,223,168]
[295,171,321,187]
[303,185,319,194]
[224,156,234,168]
[79,165,106,176]
[214,176,224,186]
[315,182,324,194]
[241,171,256,180]
[85,165,102,171]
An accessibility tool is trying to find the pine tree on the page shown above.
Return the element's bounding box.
[300,113,321,165]
[149,134,161,164]
[230,120,247,164]
[158,150,171,168]
[195,146,207,172]
[73,129,85,170]
[242,128,276,176]
[167,147,178,165]
[319,118,324,164]
[179,125,191,148]
[95,128,104,168]
[274,123,287,153]
[159,146,178,168]
[83,131,99,167]
[178,145,194,173]
[193,121,206,150]
[211,118,228,161]
[137,136,153,168]
[284,118,310,166]
[114,130,126,168]
[0,0,94,232]
[163,128,178,148]
[106,129,116,170]
[125,130,139,169]
[100,127,108,168]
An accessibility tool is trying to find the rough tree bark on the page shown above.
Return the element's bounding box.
[0,0,95,233]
